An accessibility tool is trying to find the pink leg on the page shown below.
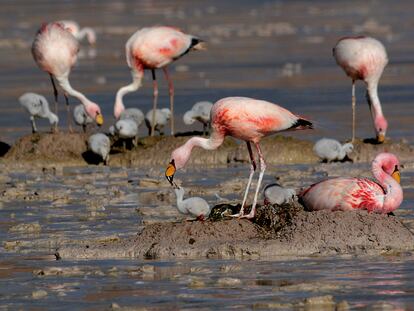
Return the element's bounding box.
[64,93,73,133]
[241,143,266,219]
[231,141,256,217]
[151,69,158,137]
[163,67,174,136]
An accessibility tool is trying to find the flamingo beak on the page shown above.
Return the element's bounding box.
[377,133,385,144]
[391,167,400,184]
[165,160,176,186]
[95,113,104,126]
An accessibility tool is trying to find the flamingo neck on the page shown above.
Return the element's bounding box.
[56,76,92,108]
[114,70,143,119]
[173,132,225,170]
[366,83,384,118]
[372,160,403,213]
[175,191,187,214]
[77,27,96,44]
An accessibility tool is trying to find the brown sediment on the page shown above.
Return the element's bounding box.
[57,204,414,260]
[3,133,413,167]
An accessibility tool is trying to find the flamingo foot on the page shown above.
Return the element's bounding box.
[239,211,255,219]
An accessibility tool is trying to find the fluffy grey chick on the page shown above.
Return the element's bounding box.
[119,108,145,130]
[145,108,171,136]
[111,119,138,150]
[19,92,59,133]
[174,186,211,221]
[88,133,110,165]
[73,104,93,132]
[183,101,213,135]
[313,138,353,162]
[263,183,296,205]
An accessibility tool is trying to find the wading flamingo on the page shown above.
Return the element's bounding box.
[333,36,388,143]
[114,26,204,136]
[59,20,96,46]
[32,22,103,132]
[165,97,313,219]
[299,153,402,214]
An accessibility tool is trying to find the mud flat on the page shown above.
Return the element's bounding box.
[58,204,414,260]
[2,133,414,167]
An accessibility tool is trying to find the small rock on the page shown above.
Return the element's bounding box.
[217,277,242,287]
[9,222,41,233]
[32,289,48,299]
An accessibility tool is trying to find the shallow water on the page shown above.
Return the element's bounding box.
[1,0,414,309]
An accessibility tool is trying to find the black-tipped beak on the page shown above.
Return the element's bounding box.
[165,159,176,186]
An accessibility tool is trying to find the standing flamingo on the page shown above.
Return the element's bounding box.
[333,36,388,143]
[114,26,204,136]
[165,97,313,219]
[299,153,402,214]
[32,22,103,132]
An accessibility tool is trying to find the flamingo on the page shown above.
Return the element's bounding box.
[299,153,402,214]
[173,186,211,221]
[31,22,104,132]
[165,97,313,219]
[183,101,213,135]
[333,36,388,143]
[144,108,171,136]
[88,133,110,165]
[114,26,204,137]
[59,20,96,46]
[313,138,353,162]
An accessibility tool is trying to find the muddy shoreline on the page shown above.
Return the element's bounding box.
[2,132,413,167]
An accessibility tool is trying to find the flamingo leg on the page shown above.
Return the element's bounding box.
[49,74,58,116]
[231,141,256,217]
[351,79,356,143]
[241,143,266,219]
[151,69,158,137]
[163,67,174,136]
[64,93,73,133]
[30,116,37,133]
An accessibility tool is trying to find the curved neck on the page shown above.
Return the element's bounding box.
[372,161,403,212]
[366,82,384,120]
[78,27,95,43]
[56,76,91,108]
[114,69,143,118]
[175,190,187,213]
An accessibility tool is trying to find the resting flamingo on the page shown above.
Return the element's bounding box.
[299,153,402,214]
[114,26,204,136]
[32,22,103,132]
[165,97,313,219]
[59,20,96,46]
[333,36,388,143]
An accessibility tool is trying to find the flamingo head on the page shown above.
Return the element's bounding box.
[374,153,400,184]
[183,111,195,125]
[375,115,388,143]
[86,102,104,126]
[166,143,193,186]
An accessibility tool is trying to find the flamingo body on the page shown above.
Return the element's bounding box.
[300,153,402,214]
[333,36,388,142]
[166,97,313,218]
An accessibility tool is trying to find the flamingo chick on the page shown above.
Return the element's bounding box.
[263,183,296,205]
[145,108,171,136]
[112,119,138,149]
[183,101,213,135]
[88,133,110,165]
[313,138,353,162]
[114,26,204,136]
[59,20,96,46]
[174,186,211,221]
[299,153,402,214]
[31,22,103,131]
[19,92,59,133]
[333,36,388,143]
[165,97,313,219]
[118,107,145,130]
[73,104,93,133]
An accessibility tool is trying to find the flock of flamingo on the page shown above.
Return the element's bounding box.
[25,21,402,220]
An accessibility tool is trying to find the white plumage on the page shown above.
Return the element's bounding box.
[73,104,93,132]
[183,101,213,134]
[145,108,171,135]
[59,20,96,45]
[174,186,211,220]
[88,133,110,164]
[263,183,296,205]
[114,119,138,139]
[313,138,353,162]
[19,92,59,133]
[119,108,145,129]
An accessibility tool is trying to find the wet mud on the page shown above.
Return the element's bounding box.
[58,203,414,260]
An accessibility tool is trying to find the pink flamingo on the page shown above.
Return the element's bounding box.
[32,22,103,132]
[165,97,313,219]
[114,26,204,136]
[299,153,402,214]
[333,36,388,143]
